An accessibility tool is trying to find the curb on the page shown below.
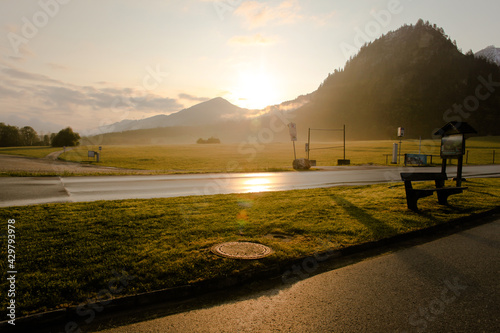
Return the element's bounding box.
[2,207,499,332]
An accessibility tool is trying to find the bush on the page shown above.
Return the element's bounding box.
[196,137,220,144]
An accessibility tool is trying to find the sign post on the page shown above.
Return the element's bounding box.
[397,127,404,164]
[288,122,297,160]
[434,121,477,187]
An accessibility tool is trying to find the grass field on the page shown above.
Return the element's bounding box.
[0,178,499,317]
[0,137,498,176]
[59,137,500,173]
[0,146,62,158]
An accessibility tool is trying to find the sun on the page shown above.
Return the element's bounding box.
[233,70,279,110]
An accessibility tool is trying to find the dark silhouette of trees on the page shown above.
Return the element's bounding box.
[0,123,81,148]
[51,127,81,147]
[0,123,22,147]
[20,126,38,146]
[197,137,220,144]
[42,134,50,146]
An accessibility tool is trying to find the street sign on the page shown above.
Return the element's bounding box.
[398,127,405,137]
[288,123,297,141]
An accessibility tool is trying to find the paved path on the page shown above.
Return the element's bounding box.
[96,218,500,333]
[0,165,499,207]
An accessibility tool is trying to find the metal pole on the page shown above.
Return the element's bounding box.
[398,139,402,164]
[456,155,463,187]
[493,150,496,164]
[441,157,447,175]
[307,128,311,160]
[293,141,296,160]
[343,124,346,160]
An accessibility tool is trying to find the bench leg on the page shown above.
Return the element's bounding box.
[437,189,464,205]
[405,192,419,211]
[437,192,449,205]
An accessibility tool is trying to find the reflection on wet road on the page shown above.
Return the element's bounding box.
[1,165,499,206]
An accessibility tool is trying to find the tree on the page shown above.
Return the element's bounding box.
[51,127,81,147]
[0,123,22,147]
[42,134,51,146]
[20,126,39,146]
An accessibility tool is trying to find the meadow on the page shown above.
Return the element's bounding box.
[1,137,498,175]
[0,146,62,158]
[58,137,500,173]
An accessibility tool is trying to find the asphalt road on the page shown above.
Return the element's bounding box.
[96,218,500,333]
[1,165,499,207]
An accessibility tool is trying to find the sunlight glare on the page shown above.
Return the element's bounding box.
[243,177,272,193]
[234,71,278,110]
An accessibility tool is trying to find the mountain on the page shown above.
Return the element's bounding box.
[476,45,500,66]
[291,19,500,140]
[89,20,500,144]
[96,97,252,133]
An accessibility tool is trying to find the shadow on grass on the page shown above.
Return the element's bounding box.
[331,195,398,237]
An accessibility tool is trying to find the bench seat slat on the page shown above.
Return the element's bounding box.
[400,172,447,181]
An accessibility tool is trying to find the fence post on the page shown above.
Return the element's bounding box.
[466,150,469,164]
[494,150,496,164]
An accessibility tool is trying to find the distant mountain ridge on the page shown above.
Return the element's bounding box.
[97,97,252,134]
[476,45,500,66]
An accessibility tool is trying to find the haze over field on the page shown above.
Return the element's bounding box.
[1,0,499,139]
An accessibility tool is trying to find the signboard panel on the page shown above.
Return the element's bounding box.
[405,154,427,166]
[88,151,95,158]
[441,134,465,157]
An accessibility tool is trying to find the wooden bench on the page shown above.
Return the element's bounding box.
[400,172,467,211]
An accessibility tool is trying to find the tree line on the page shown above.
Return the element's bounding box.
[0,123,80,147]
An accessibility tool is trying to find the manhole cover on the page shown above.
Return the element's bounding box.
[211,242,273,259]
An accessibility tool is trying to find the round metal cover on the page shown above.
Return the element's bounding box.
[211,242,273,259]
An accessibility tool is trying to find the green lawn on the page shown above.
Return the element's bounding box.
[0,178,499,317]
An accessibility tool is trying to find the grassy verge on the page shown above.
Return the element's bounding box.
[0,147,61,158]
[0,178,499,318]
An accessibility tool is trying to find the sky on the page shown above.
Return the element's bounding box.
[0,0,499,135]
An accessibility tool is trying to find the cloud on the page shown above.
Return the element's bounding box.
[178,93,210,102]
[234,0,303,29]
[134,95,183,111]
[3,67,63,85]
[4,113,62,133]
[228,33,276,46]
[47,62,69,71]
[0,65,185,132]
[0,84,23,99]
[311,11,337,27]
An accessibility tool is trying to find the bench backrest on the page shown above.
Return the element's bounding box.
[400,172,447,182]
